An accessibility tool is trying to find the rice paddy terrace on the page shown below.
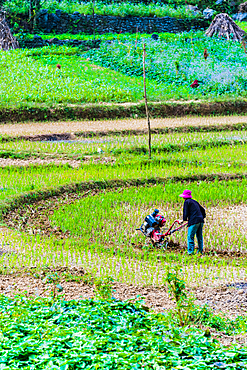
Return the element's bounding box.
[0,115,246,290]
[0,114,247,368]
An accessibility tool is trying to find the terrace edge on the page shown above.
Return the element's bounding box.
[1,173,246,216]
[1,100,247,123]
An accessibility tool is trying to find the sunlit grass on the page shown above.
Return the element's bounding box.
[50,180,247,253]
[0,130,246,158]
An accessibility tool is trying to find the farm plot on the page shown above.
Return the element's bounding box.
[2,30,247,110]
[0,130,246,158]
[0,115,246,367]
[0,134,246,212]
[1,179,247,291]
[84,33,247,100]
[49,181,247,253]
[2,295,247,369]
[0,125,246,289]
[0,48,173,107]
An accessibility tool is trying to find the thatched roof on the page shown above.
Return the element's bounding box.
[239,2,247,13]
[0,13,19,51]
[206,13,246,42]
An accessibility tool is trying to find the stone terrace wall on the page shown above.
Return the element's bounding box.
[36,10,209,34]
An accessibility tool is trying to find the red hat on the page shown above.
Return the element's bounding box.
[179,189,192,199]
[190,79,199,88]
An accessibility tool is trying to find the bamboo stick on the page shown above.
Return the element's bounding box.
[142,42,151,159]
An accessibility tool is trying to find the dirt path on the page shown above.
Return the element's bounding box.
[0,157,82,168]
[0,267,247,340]
[0,156,115,168]
[1,115,247,138]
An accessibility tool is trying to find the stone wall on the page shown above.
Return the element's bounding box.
[36,10,209,34]
[20,36,101,49]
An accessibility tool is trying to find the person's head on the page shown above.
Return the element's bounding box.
[179,189,192,200]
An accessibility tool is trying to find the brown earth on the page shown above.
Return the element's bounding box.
[0,156,114,168]
[1,115,247,138]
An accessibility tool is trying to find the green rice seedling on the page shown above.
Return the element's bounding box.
[1,130,246,163]
[0,121,245,291]
[50,180,246,256]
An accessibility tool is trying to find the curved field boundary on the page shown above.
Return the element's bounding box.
[2,173,246,216]
[2,100,247,123]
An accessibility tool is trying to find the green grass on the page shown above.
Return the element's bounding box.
[236,21,247,32]
[0,130,246,158]
[50,179,247,253]
[5,0,200,19]
[3,29,247,109]
[17,30,205,42]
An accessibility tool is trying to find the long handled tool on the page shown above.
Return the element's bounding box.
[137,211,188,249]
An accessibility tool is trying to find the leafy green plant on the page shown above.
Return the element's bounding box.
[94,276,114,299]
[165,268,193,326]
[1,295,246,369]
[165,268,210,326]
[2,0,203,19]
[42,270,63,299]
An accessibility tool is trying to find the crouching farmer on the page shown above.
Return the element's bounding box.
[179,189,206,255]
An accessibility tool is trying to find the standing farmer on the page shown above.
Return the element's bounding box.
[179,189,206,255]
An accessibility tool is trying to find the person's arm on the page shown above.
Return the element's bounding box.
[199,204,206,218]
[183,201,188,221]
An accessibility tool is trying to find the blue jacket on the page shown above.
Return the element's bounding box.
[183,198,206,227]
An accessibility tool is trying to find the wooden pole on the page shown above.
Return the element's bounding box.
[29,0,32,21]
[92,0,95,42]
[143,42,151,159]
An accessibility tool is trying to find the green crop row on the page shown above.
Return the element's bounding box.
[0,47,193,107]
[50,179,247,254]
[3,29,247,108]
[0,130,246,158]
[1,160,246,211]
[1,177,246,288]
[83,34,247,99]
[24,31,204,42]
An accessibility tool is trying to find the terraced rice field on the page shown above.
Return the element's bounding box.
[0,113,246,368]
[0,115,245,280]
